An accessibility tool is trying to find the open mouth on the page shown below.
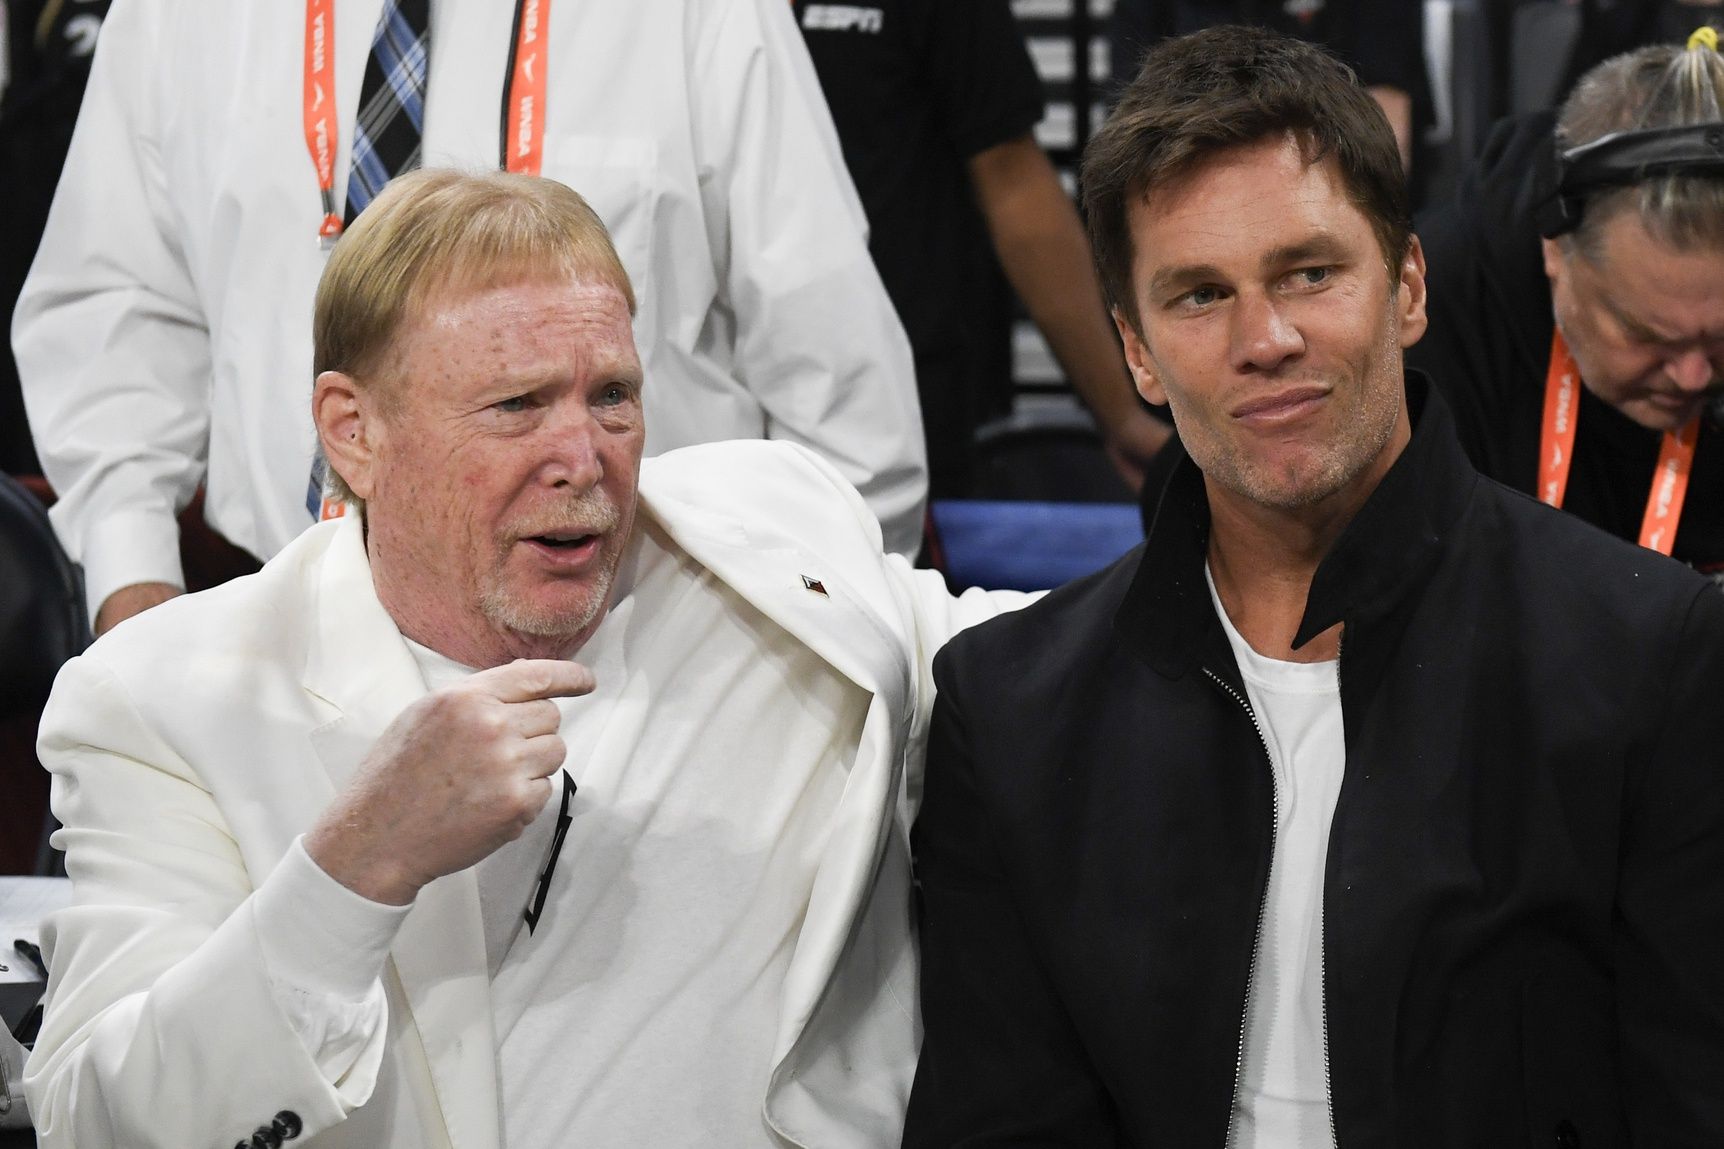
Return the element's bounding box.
[528,532,597,549]
[520,531,604,566]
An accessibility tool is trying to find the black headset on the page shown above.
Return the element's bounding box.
[1534,122,1724,237]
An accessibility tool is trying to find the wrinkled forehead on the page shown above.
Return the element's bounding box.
[1575,211,1724,329]
[1130,142,1358,266]
[413,253,634,323]
[1149,144,1401,277]
[364,273,639,416]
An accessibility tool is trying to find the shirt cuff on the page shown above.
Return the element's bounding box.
[254,836,411,1002]
[68,504,187,624]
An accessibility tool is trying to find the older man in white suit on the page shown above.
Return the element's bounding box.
[26,170,1020,1149]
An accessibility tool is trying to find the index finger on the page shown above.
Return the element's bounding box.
[470,658,597,704]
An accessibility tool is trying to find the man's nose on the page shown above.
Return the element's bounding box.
[540,408,605,490]
[1229,292,1304,373]
[1665,348,1717,394]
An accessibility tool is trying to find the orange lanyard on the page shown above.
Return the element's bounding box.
[301,0,550,246]
[1540,330,1699,555]
[306,0,550,522]
[302,0,343,242]
[503,0,550,176]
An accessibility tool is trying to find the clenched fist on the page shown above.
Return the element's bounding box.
[305,658,595,905]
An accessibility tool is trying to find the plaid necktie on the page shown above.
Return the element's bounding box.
[344,0,430,225]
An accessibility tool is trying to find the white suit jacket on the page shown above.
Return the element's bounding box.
[28,442,1012,1149]
[13,0,927,619]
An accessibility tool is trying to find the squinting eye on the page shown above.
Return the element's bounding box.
[493,396,529,413]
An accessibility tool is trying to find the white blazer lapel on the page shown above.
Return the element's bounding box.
[640,497,915,1067]
[642,500,910,708]
[303,516,426,791]
[300,514,501,1149]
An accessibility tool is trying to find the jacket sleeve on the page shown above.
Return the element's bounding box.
[686,0,928,557]
[886,559,1033,820]
[902,652,1121,1146]
[1615,585,1724,1142]
[11,0,208,619]
[24,654,390,1149]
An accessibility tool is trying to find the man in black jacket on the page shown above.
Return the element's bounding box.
[905,28,1724,1148]
[1410,39,1724,575]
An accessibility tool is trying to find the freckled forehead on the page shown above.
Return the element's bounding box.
[416,279,637,358]
[382,277,641,406]
[427,278,631,330]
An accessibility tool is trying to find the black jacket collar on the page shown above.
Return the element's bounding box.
[1115,373,1480,680]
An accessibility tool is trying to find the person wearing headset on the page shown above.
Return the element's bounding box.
[1410,31,1724,575]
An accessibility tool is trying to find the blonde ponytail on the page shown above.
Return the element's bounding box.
[1557,33,1724,252]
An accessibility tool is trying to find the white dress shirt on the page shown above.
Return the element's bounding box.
[263,518,866,1145]
[14,0,927,620]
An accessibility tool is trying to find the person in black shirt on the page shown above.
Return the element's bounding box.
[1410,37,1724,576]
[793,0,1168,498]
[0,0,111,476]
[905,28,1724,1145]
[1109,0,1428,174]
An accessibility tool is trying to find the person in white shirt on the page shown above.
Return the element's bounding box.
[27,169,1018,1149]
[13,0,927,637]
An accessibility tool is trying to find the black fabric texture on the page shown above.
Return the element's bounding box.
[908,375,1724,1146]
[791,0,1045,497]
[1,0,113,476]
[1563,0,1724,98]
[1108,0,1431,129]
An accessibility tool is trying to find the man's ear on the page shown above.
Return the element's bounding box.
[312,370,380,501]
[1539,235,1572,296]
[1112,306,1167,406]
[1397,234,1429,349]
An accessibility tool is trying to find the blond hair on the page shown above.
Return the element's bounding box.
[1558,38,1724,255]
[312,169,636,505]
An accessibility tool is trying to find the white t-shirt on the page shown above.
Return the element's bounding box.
[1208,568,1344,1149]
[333,519,865,1146]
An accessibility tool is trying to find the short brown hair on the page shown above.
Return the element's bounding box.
[1084,27,1410,334]
[1557,40,1724,256]
[312,168,635,504]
